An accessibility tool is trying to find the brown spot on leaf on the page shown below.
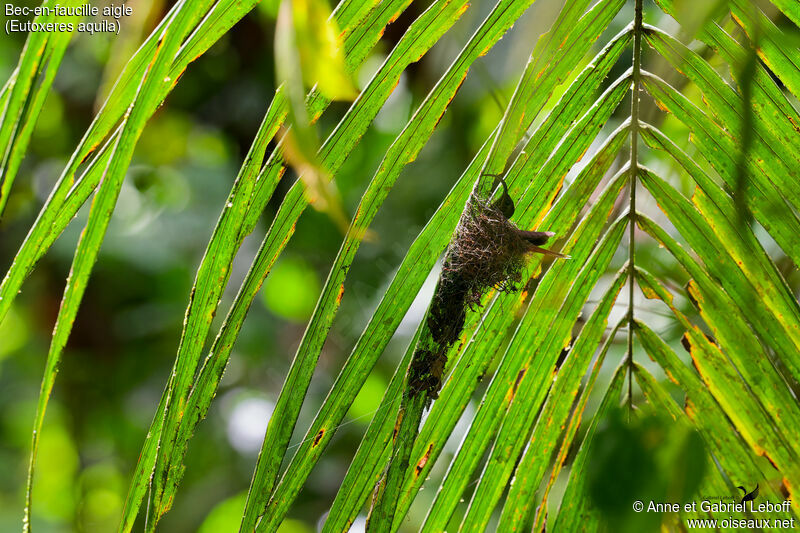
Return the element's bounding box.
[79,145,98,164]
[684,398,696,419]
[509,368,527,400]
[680,333,692,353]
[336,283,345,304]
[392,410,404,441]
[653,98,669,113]
[415,443,434,476]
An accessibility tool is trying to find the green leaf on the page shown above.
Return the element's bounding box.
[22,3,200,531]
[728,0,800,97]
[291,0,359,100]
[422,174,628,531]
[641,73,800,243]
[497,286,625,531]
[530,320,624,531]
[635,135,800,429]
[639,122,800,270]
[0,0,78,216]
[643,26,800,169]
[634,319,787,503]
[313,70,630,531]
[634,266,800,495]
[262,122,492,533]
[143,106,287,525]
[322,322,423,533]
[637,168,800,383]
[551,361,627,532]
[0,0,223,324]
[769,0,800,27]
[126,0,416,528]
[239,0,522,525]
[653,0,800,159]
[632,362,746,524]
[476,0,626,195]
[476,0,595,184]
[456,201,628,531]
[635,262,800,450]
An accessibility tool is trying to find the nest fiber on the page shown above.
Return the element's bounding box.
[409,194,556,397]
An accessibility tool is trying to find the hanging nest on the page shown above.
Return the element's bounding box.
[409,192,566,398]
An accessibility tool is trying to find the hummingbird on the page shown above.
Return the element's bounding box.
[487,173,568,258]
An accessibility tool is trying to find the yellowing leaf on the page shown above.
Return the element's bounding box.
[287,0,358,101]
[279,126,353,235]
[274,0,357,235]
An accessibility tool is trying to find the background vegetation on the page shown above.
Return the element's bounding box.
[0,0,798,531]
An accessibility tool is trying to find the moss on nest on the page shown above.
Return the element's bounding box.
[408,193,564,399]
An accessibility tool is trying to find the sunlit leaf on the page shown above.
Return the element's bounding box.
[3,0,799,531]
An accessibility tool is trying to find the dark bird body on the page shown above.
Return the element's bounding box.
[489,173,568,258]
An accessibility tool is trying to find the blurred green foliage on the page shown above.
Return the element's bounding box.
[586,408,706,532]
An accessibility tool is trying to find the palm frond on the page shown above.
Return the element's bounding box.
[2,0,799,530]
